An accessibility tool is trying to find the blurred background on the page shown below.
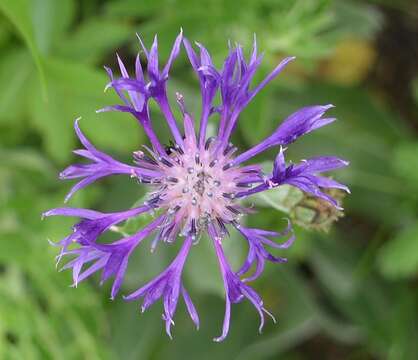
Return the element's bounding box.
[1,0,418,359]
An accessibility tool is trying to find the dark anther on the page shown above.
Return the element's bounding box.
[209,159,218,167]
[243,168,259,174]
[168,205,181,214]
[166,176,179,183]
[217,218,229,236]
[205,137,216,150]
[236,182,252,188]
[190,219,197,236]
[222,163,233,171]
[147,196,161,206]
[223,142,234,155]
[174,142,185,154]
[226,206,240,215]
[160,157,174,167]
[137,153,158,165]
[222,192,236,199]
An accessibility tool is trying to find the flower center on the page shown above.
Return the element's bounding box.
[160,143,238,223]
[192,171,207,196]
[136,137,261,241]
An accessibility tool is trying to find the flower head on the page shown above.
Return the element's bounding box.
[45,32,349,340]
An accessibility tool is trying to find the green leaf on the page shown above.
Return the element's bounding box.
[0,148,54,175]
[116,198,155,236]
[0,261,110,359]
[105,0,162,17]
[31,0,75,55]
[334,1,382,40]
[265,0,336,59]
[27,57,142,163]
[309,235,416,356]
[311,236,357,298]
[108,300,161,360]
[106,0,341,62]
[0,149,111,359]
[0,17,12,48]
[392,142,418,189]
[0,49,32,123]
[236,269,320,360]
[239,85,275,143]
[184,227,247,299]
[184,235,224,296]
[377,221,418,279]
[251,185,304,213]
[56,17,133,64]
[0,0,47,97]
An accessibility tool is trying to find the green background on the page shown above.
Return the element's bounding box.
[1,0,418,359]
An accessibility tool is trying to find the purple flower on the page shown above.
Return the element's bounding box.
[45,33,349,340]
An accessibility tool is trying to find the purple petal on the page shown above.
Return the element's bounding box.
[243,255,266,283]
[273,147,286,179]
[72,149,97,161]
[42,207,103,220]
[275,105,335,142]
[286,178,341,209]
[261,232,296,250]
[248,56,295,103]
[73,119,119,163]
[109,78,147,93]
[196,41,213,67]
[124,235,192,301]
[197,65,221,80]
[74,118,96,155]
[233,104,334,166]
[64,173,104,203]
[294,156,349,173]
[182,286,200,330]
[116,53,129,78]
[135,53,144,81]
[148,35,159,81]
[101,251,125,284]
[213,295,231,342]
[136,33,149,58]
[162,29,183,78]
[76,255,109,284]
[210,227,273,342]
[310,175,350,193]
[111,255,129,299]
[183,38,200,70]
[96,104,138,115]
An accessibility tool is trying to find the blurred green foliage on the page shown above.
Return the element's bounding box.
[0,0,418,359]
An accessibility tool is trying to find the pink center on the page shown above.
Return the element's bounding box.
[144,118,260,240]
[161,144,239,218]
